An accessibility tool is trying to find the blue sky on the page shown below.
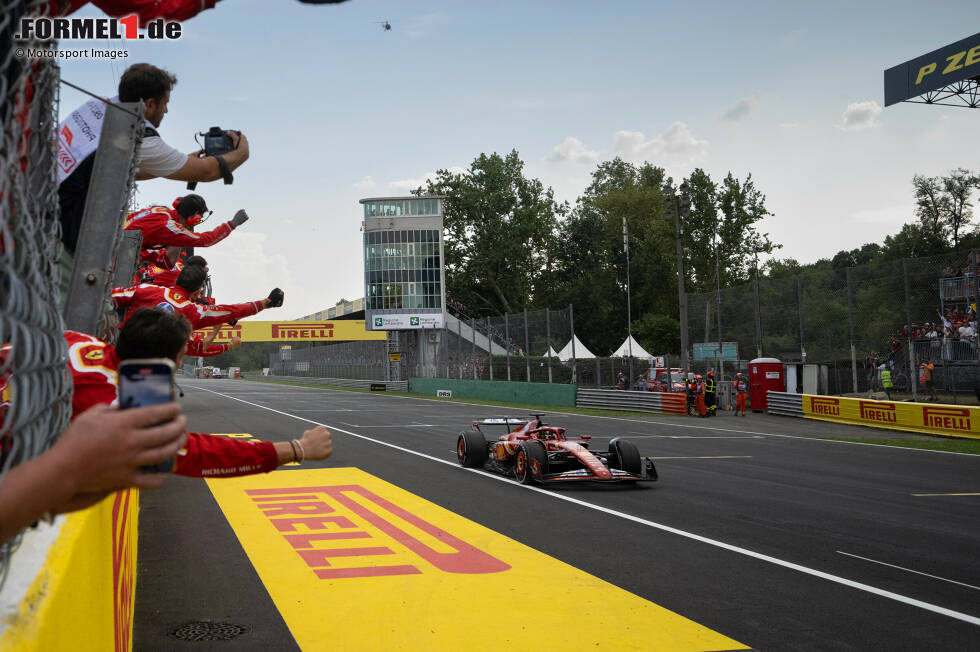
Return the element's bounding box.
[59,0,980,319]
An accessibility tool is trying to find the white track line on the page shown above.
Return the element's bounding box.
[231,379,980,457]
[837,551,980,592]
[191,385,980,627]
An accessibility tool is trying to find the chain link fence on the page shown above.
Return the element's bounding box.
[0,0,72,587]
[685,252,980,403]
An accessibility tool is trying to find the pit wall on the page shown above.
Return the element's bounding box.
[0,489,139,652]
[408,378,577,407]
[802,395,980,440]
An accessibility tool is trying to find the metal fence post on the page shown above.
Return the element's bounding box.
[546,308,553,383]
[846,267,858,394]
[569,304,577,385]
[110,230,143,289]
[63,101,143,334]
[457,317,462,380]
[754,259,763,358]
[471,318,477,380]
[487,316,493,381]
[797,276,806,364]
[595,356,601,388]
[903,260,918,401]
[524,307,531,382]
[505,312,511,381]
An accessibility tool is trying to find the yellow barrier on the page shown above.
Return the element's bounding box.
[193,320,385,343]
[802,394,980,439]
[0,490,139,652]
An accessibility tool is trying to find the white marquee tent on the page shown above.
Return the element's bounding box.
[541,345,562,359]
[556,335,595,361]
[611,335,653,359]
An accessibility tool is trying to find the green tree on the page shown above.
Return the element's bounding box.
[422,150,565,315]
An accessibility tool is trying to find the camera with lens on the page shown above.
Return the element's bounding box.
[201,126,239,156]
[187,127,241,189]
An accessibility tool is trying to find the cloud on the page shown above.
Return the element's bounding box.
[403,13,450,40]
[849,205,909,225]
[545,136,600,164]
[838,101,883,131]
[721,96,758,121]
[779,29,805,48]
[353,175,376,190]
[613,122,709,167]
[387,167,467,193]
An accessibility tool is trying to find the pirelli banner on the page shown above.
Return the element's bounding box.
[803,395,980,440]
[193,321,386,343]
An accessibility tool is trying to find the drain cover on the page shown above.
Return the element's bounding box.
[170,621,249,641]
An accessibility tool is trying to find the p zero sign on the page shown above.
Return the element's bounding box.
[884,32,980,105]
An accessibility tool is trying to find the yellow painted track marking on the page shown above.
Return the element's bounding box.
[207,468,749,651]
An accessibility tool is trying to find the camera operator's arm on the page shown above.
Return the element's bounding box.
[163,132,250,183]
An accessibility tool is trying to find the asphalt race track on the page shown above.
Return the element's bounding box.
[135,379,980,651]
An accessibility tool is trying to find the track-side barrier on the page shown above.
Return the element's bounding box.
[766,391,804,417]
[247,376,408,392]
[767,391,980,440]
[576,389,687,414]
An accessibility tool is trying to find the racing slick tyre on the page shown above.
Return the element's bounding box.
[608,437,642,475]
[457,429,488,468]
[515,440,548,485]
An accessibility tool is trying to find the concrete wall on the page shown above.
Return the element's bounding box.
[408,378,576,407]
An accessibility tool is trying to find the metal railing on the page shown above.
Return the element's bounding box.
[247,375,407,392]
[766,391,804,417]
[576,389,686,414]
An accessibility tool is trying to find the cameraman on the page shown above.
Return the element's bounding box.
[58,63,250,254]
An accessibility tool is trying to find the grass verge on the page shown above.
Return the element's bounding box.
[830,437,980,454]
[241,377,667,419]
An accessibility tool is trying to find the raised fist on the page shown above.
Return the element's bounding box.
[231,209,249,227]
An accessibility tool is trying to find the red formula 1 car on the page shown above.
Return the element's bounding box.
[456,414,657,485]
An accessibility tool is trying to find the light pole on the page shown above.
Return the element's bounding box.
[623,215,634,384]
[714,223,722,381]
[665,182,691,370]
[753,247,763,358]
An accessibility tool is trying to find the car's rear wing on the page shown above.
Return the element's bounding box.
[474,417,526,426]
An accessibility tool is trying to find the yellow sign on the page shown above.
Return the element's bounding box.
[802,395,980,440]
[207,468,747,651]
[193,320,386,343]
[388,352,401,362]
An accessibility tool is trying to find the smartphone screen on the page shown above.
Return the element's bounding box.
[117,358,176,473]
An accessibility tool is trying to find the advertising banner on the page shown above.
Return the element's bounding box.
[884,32,980,105]
[193,321,385,343]
[369,313,444,330]
[802,395,980,439]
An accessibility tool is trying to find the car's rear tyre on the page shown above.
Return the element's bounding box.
[515,440,548,484]
[457,429,487,468]
[608,437,642,475]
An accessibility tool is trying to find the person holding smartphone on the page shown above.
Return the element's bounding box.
[65,308,332,477]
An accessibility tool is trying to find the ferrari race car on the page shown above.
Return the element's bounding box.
[456,414,657,485]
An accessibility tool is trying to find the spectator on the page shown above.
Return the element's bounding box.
[0,402,186,544]
[57,63,250,253]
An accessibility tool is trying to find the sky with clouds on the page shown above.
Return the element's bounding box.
[58,0,979,320]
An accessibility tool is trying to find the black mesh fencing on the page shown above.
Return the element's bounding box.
[684,252,980,404]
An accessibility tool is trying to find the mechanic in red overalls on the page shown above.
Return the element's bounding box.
[124,195,249,250]
[112,265,283,331]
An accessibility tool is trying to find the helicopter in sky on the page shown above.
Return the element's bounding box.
[376,20,391,31]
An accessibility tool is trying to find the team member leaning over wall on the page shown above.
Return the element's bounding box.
[112,265,284,330]
[68,307,332,476]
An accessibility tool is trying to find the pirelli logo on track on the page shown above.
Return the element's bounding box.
[810,397,840,417]
[922,406,971,432]
[245,484,510,579]
[859,401,897,424]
